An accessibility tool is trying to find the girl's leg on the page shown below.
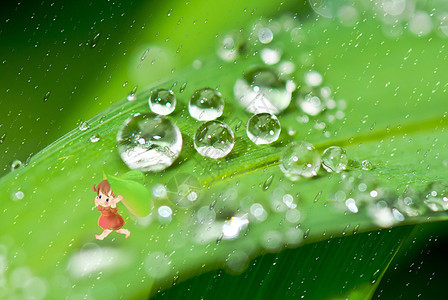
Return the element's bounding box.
[95,229,113,240]
[116,228,130,238]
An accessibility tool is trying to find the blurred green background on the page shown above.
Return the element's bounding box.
[1,0,448,298]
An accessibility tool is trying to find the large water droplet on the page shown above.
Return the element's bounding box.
[194,120,235,159]
[322,146,348,173]
[246,113,281,145]
[234,66,294,114]
[149,88,176,115]
[423,181,448,211]
[117,114,182,172]
[280,141,321,180]
[189,88,224,121]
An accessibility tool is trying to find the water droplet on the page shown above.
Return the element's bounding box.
[78,121,90,131]
[152,184,167,199]
[322,146,348,173]
[280,141,321,180]
[89,33,101,48]
[361,160,373,170]
[260,48,281,65]
[222,214,249,239]
[194,120,235,159]
[423,181,448,211]
[12,190,24,201]
[258,27,274,44]
[89,135,100,143]
[158,205,173,223]
[246,113,281,145]
[395,187,425,217]
[296,86,330,116]
[262,174,275,191]
[189,88,224,121]
[217,33,245,61]
[127,86,138,101]
[149,88,176,115]
[250,203,268,222]
[117,114,182,172]
[43,91,51,102]
[234,66,294,114]
[10,159,22,172]
[304,70,323,87]
[179,82,187,93]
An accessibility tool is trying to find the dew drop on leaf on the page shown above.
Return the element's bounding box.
[247,113,281,145]
[149,88,176,116]
[234,66,294,114]
[189,88,224,121]
[117,114,182,172]
[194,120,235,159]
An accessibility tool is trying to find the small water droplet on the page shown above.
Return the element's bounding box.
[322,146,348,173]
[361,160,373,170]
[280,141,321,180]
[149,88,176,115]
[78,121,90,131]
[179,82,187,93]
[127,86,138,101]
[189,88,224,121]
[234,66,294,114]
[90,33,101,49]
[43,91,51,102]
[10,159,22,172]
[303,228,310,239]
[258,27,274,44]
[262,174,275,191]
[117,114,183,172]
[194,120,235,159]
[12,190,24,201]
[158,205,173,223]
[313,191,323,203]
[89,135,100,143]
[246,113,281,145]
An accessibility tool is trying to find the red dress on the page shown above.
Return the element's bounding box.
[97,206,125,230]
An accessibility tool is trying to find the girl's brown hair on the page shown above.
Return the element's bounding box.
[92,180,114,196]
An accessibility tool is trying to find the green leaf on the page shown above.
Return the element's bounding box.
[106,173,153,218]
[1,1,448,299]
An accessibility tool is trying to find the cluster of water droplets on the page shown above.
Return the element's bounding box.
[280,142,349,181]
[332,172,448,228]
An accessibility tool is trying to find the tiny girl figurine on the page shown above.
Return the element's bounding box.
[93,180,131,240]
